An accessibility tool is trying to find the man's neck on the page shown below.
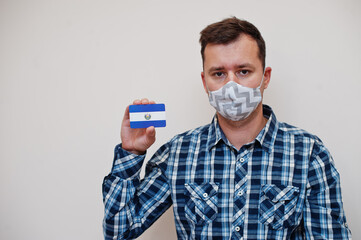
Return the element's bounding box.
[217,104,267,151]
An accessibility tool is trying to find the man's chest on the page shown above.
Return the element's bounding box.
[166,145,309,239]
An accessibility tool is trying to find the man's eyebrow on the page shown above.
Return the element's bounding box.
[208,66,225,73]
[236,63,254,69]
[208,63,255,74]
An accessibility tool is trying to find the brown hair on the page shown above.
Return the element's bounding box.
[199,17,266,69]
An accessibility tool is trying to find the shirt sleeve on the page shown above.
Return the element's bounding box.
[102,143,172,240]
[303,142,352,239]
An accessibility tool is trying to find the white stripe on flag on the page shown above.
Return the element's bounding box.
[129,111,166,122]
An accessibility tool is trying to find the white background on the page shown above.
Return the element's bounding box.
[1,0,360,239]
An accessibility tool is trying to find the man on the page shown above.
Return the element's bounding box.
[103,17,351,239]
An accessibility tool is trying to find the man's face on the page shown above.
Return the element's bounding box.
[201,35,271,93]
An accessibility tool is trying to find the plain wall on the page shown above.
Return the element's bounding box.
[1,0,360,239]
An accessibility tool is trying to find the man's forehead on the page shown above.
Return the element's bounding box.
[205,34,257,51]
[203,35,261,68]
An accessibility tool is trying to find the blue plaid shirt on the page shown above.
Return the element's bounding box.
[103,105,351,239]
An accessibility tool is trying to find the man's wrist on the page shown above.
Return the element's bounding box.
[121,145,146,156]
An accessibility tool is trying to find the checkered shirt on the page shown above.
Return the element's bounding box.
[102,105,351,239]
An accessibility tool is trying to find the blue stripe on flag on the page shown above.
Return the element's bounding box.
[129,104,165,113]
[130,120,166,128]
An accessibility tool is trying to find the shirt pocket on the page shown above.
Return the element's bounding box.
[184,182,219,225]
[259,184,300,230]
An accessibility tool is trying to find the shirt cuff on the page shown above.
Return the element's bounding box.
[110,144,146,179]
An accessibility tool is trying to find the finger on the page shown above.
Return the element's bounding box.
[123,105,130,121]
[133,99,141,105]
[141,98,149,104]
[149,100,156,104]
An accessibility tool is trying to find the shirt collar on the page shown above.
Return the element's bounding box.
[255,105,279,153]
[207,115,227,151]
[207,105,279,152]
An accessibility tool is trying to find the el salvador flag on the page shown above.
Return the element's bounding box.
[129,104,166,129]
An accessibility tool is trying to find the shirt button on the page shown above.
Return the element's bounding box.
[239,158,245,163]
[237,191,242,196]
[203,193,208,198]
[235,226,240,232]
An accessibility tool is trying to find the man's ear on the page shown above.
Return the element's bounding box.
[263,67,272,89]
[201,72,209,94]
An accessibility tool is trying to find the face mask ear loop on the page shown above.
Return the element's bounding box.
[258,68,266,89]
[204,80,211,94]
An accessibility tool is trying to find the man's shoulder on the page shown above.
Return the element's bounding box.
[277,121,323,143]
[169,123,212,144]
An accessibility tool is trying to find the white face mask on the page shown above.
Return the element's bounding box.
[207,73,264,121]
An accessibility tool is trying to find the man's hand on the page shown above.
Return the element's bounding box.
[121,98,156,155]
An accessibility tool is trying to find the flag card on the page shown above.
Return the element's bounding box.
[129,104,166,129]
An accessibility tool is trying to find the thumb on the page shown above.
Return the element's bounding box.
[144,126,156,146]
[132,126,156,154]
[146,126,156,138]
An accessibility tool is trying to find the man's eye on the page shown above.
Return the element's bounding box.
[239,70,249,76]
[214,72,224,77]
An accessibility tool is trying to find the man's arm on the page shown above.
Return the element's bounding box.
[102,143,172,240]
[303,142,351,239]
[102,99,172,239]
